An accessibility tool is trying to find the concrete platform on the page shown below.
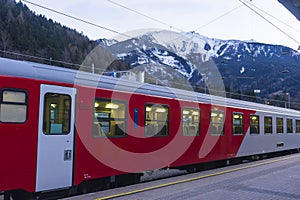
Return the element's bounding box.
[62,153,300,200]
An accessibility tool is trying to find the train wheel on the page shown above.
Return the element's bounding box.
[78,182,91,194]
[3,191,11,200]
[11,190,37,200]
[186,166,197,173]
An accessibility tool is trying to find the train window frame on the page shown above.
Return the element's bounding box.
[286,118,293,134]
[93,98,127,138]
[264,116,273,134]
[0,89,28,123]
[144,103,169,137]
[232,112,244,135]
[210,110,224,136]
[182,107,200,136]
[276,117,284,134]
[250,115,260,135]
[43,93,71,135]
[296,120,300,134]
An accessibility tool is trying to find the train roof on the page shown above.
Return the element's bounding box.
[1,57,300,117]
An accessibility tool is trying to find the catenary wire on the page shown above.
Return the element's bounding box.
[194,5,243,31]
[243,0,300,34]
[105,0,184,32]
[20,0,133,39]
[239,0,300,45]
[0,49,94,71]
[165,4,243,43]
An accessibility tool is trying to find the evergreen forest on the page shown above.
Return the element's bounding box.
[0,0,98,68]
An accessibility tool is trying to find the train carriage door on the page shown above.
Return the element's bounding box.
[36,84,76,192]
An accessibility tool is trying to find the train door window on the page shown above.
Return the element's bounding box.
[250,115,259,135]
[210,110,224,136]
[145,104,169,137]
[182,108,200,136]
[276,118,283,134]
[93,99,126,137]
[43,93,71,134]
[296,120,300,133]
[0,90,27,123]
[232,113,244,135]
[287,118,293,134]
[264,116,273,134]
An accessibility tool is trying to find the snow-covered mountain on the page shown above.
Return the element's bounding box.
[98,30,300,106]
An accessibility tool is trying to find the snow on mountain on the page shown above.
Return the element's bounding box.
[144,30,260,60]
[97,38,118,46]
[98,30,300,101]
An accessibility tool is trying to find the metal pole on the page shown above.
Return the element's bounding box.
[287,93,290,108]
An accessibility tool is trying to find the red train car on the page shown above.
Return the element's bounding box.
[1,57,300,199]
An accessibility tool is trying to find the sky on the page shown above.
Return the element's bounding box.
[21,0,300,50]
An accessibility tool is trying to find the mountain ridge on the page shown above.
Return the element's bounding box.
[98,30,300,108]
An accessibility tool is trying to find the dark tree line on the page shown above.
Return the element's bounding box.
[0,0,98,67]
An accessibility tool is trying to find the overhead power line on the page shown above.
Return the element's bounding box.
[105,0,184,32]
[21,0,133,39]
[22,0,185,40]
[167,5,243,43]
[195,5,243,31]
[239,0,300,45]
[244,0,300,34]
[0,49,88,69]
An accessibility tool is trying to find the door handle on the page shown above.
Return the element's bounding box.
[64,150,72,161]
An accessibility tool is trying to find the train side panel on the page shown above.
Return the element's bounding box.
[73,86,181,185]
[237,111,300,157]
[0,76,40,192]
[73,85,257,186]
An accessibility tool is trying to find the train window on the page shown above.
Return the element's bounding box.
[210,110,224,136]
[93,99,126,137]
[232,113,244,135]
[264,116,273,134]
[145,104,169,137]
[296,120,300,133]
[182,108,200,136]
[43,93,71,134]
[276,118,283,134]
[287,118,293,134]
[250,115,259,134]
[0,90,27,123]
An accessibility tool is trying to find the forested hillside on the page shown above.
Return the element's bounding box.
[0,0,97,67]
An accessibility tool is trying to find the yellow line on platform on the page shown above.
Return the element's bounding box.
[95,154,300,200]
